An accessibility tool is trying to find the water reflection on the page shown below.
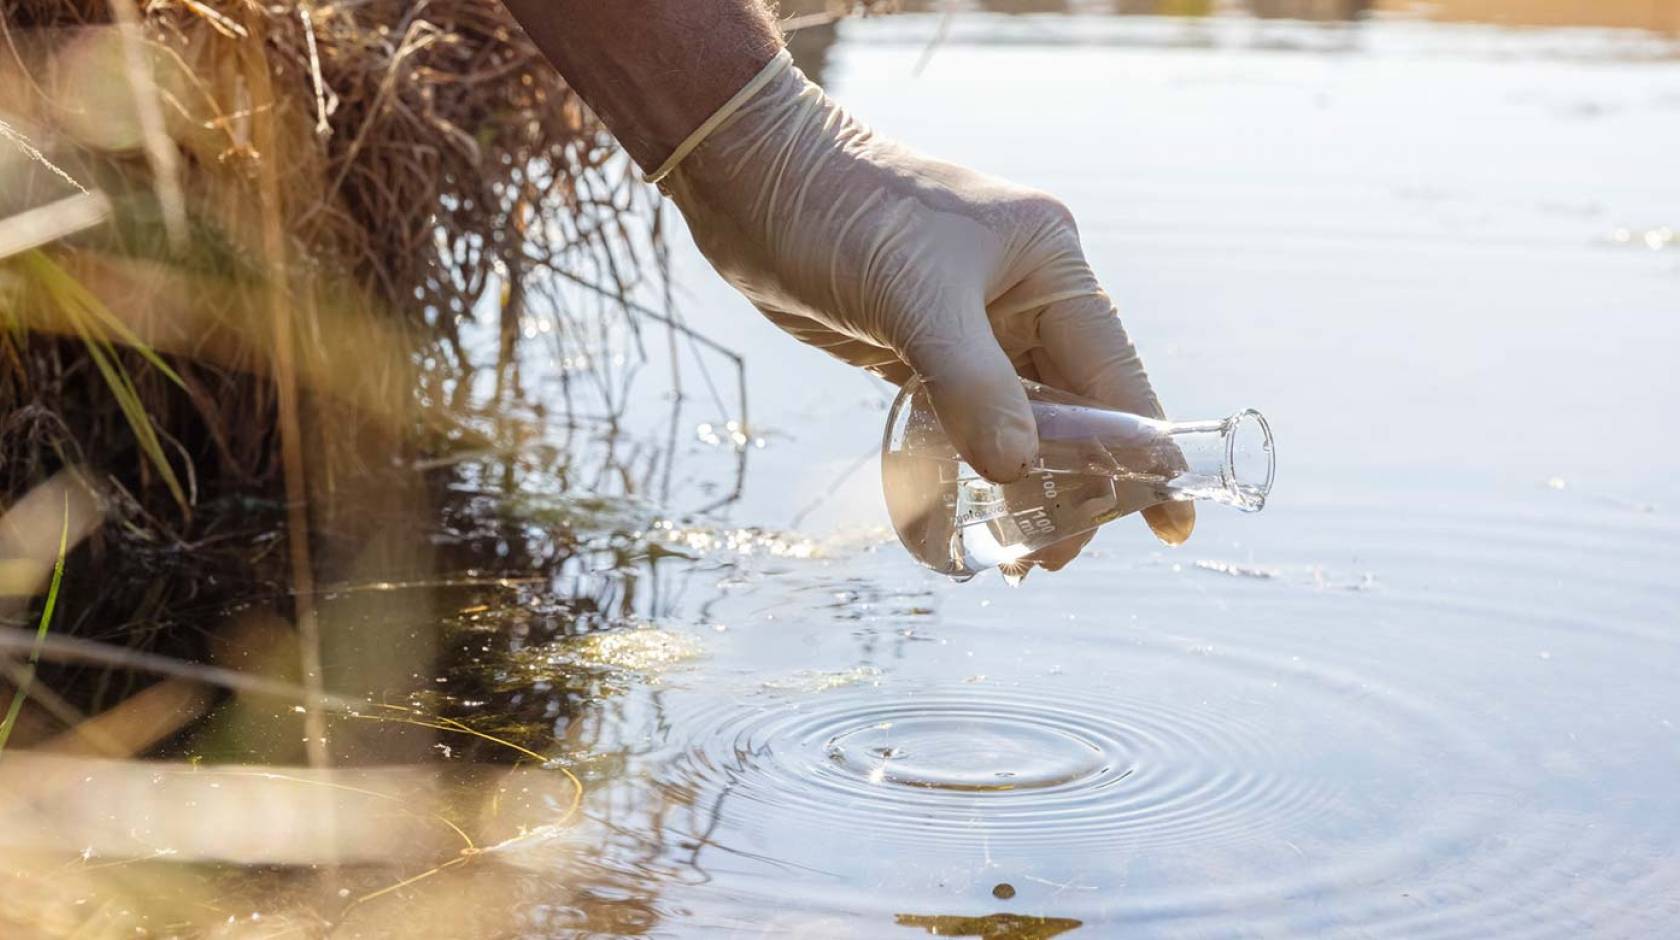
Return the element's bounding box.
[896,912,1084,938]
[1248,0,1373,20]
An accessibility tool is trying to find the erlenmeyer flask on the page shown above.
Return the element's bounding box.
[882,377,1275,579]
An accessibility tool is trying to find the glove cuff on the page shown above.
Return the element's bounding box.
[644,48,794,187]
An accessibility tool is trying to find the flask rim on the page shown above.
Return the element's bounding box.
[1220,409,1275,512]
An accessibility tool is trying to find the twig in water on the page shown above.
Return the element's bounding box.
[913,2,958,77]
[335,706,585,912]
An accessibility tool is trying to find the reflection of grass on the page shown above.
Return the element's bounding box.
[895,912,1084,939]
[495,626,703,696]
[0,491,69,757]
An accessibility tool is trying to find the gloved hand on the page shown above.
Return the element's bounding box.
[654,50,1194,561]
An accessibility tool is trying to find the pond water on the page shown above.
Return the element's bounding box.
[404,9,1680,937]
[14,6,1676,939]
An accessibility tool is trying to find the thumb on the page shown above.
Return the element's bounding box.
[898,303,1038,484]
[1037,292,1195,546]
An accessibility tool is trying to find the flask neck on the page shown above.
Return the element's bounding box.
[1158,410,1274,512]
[1026,399,1273,512]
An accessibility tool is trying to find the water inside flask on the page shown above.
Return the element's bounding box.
[881,377,1275,579]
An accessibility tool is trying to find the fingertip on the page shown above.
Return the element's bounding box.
[1024,531,1093,572]
[968,417,1038,484]
[1143,501,1196,546]
[921,363,1038,484]
[1035,550,1074,572]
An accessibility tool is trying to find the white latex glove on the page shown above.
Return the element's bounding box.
[653,50,1194,558]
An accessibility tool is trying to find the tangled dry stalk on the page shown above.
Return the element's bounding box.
[0,0,658,895]
[0,0,673,669]
[2,0,668,512]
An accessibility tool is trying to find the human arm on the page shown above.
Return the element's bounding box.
[496,0,1195,557]
[496,0,781,172]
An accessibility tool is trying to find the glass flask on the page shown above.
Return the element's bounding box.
[882,377,1275,579]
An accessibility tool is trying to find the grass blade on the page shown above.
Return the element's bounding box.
[15,250,190,511]
[0,491,71,758]
[22,249,186,388]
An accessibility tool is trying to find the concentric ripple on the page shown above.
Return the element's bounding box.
[660,685,1341,850]
[822,711,1111,791]
[608,501,1680,935]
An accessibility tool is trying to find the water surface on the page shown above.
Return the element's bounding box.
[57,8,1670,938]
[475,9,1680,937]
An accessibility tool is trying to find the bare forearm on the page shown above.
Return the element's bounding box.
[500,0,782,171]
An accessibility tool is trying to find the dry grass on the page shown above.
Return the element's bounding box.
[0,0,669,658]
[0,0,661,920]
[1,0,663,511]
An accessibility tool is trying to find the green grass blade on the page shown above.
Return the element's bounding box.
[78,324,188,510]
[0,491,71,758]
[34,251,185,389]
[17,250,189,511]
